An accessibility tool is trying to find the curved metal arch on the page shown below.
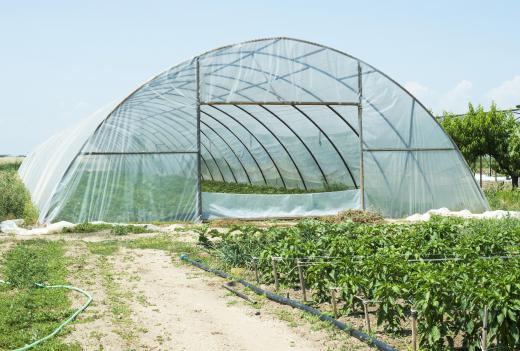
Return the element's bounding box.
[326,106,359,137]
[91,106,198,153]
[200,129,238,183]
[201,109,268,185]
[199,39,471,201]
[259,105,330,187]
[202,65,322,102]
[200,142,226,182]
[204,48,413,147]
[291,105,358,188]
[137,105,254,186]
[211,105,289,188]
[208,48,434,196]
[200,120,252,184]
[232,105,306,190]
[200,156,214,181]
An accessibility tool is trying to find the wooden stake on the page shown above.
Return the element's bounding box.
[297,260,307,302]
[363,300,371,334]
[271,257,279,291]
[482,305,488,351]
[252,257,260,284]
[330,288,338,318]
[411,307,418,351]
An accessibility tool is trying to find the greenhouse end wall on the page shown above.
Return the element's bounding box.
[19,38,488,223]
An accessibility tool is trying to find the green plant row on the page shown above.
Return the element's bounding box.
[199,216,520,350]
[201,179,351,194]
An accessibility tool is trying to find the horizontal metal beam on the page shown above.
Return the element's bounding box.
[80,151,198,156]
[363,147,455,152]
[201,101,360,106]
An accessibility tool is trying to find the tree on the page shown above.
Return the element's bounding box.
[440,104,488,170]
[441,103,520,188]
[495,120,520,188]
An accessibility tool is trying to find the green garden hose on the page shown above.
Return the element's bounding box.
[0,279,93,351]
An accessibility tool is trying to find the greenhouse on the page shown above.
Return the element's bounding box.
[19,37,488,223]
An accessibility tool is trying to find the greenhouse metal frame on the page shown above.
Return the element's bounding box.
[20,37,488,223]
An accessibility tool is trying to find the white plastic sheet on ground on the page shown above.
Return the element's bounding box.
[406,208,520,222]
[0,220,74,236]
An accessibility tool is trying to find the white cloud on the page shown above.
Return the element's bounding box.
[486,75,520,109]
[403,79,474,114]
[404,81,432,103]
[439,80,473,113]
[403,76,520,115]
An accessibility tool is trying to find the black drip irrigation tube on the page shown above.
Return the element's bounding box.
[180,254,399,351]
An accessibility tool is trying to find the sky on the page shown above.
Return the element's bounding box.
[1,0,519,155]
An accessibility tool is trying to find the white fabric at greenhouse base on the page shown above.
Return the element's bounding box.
[19,37,489,223]
[202,190,360,220]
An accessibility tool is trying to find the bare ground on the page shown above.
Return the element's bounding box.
[1,232,371,350]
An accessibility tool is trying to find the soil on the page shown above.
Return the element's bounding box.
[34,234,370,351]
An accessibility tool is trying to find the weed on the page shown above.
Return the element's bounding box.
[87,241,120,256]
[322,209,383,224]
[63,223,153,235]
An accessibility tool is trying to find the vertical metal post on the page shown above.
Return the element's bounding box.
[196,57,203,221]
[271,257,279,291]
[357,61,365,210]
[482,305,488,351]
[330,287,338,318]
[363,300,371,333]
[411,307,418,351]
[252,257,260,284]
[297,260,307,302]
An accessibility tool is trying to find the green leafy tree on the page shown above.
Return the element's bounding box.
[441,103,520,188]
[495,120,520,188]
[441,104,487,169]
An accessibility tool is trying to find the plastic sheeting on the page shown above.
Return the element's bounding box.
[202,190,360,220]
[19,37,488,223]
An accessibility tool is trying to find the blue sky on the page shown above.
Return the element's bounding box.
[1,0,519,155]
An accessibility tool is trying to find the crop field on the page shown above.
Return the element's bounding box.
[198,216,520,350]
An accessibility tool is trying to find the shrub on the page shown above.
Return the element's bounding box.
[0,170,38,225]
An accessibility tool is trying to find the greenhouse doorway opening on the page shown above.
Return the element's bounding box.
[198,102,362,220]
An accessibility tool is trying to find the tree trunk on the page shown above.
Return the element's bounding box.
[480,156,483,187]
[512,175,519,189]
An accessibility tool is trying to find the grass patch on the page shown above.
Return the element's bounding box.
[96,255,136,343]
[124,234,200,256]
[0,240,79,350]
[484,183,520,211]
[63,223,153,235]
[87,241,120,256]
[201,179,351,194]
[0,161,21,172]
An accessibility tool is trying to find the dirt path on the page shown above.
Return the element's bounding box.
[114,247,326,351]
[63,240,367,351]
